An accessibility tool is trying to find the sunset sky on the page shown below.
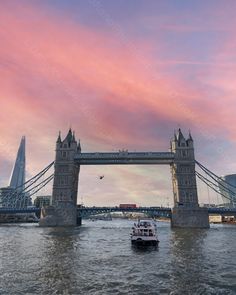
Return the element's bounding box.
[1,0,236,206]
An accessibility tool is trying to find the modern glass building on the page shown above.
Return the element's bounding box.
[9,136,26,192]
[0,136,28,208]
[219,174,236,207]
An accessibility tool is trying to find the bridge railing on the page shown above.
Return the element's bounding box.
[77,206,172,218]
[208,207,236,214]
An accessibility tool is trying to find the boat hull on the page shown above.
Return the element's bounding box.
[131,238,159,247]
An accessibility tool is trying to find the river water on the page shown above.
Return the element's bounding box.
[0,219,236,295]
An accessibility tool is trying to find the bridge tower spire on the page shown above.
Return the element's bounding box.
[40,129,81,226]
[170,129,209,228]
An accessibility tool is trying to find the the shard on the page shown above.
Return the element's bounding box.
[9,136,26,192]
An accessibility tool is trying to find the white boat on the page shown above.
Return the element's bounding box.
[130,219,159,246]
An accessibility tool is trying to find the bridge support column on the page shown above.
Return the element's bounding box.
[39,129,81,227]
[171,207,209,228]
[40,203,77,226]
[170,129,209,228]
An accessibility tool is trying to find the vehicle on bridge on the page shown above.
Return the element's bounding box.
[130,219,159,246]
[119,204,137,209]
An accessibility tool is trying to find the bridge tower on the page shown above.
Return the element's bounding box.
[170,129,209,228]
[39,129,81,226]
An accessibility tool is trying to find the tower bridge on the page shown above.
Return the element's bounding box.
[40,128,210,228]
[3,129,236,226]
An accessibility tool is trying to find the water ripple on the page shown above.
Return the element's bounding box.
[0,220,236,294]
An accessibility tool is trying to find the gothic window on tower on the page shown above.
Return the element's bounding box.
[62,151,67,158]
[189,192,193,202]
[182,191,186,202]
[59,165,69,173]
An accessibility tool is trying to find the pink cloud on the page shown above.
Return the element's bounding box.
[1,1,236,204]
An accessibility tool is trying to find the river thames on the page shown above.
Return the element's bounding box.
[0,220,236,295]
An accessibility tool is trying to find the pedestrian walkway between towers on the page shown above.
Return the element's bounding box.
[74,152,174,165]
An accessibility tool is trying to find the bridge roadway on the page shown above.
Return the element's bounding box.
[0,207,236,218]
[74,152,175,165]
[0,208,41,214]
[207,207,236,215]
[77,206,236,218]
[78,206,172,218]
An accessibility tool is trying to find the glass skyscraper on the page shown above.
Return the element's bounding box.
[0,136,27,207]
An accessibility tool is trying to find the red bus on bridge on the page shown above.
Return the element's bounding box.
[119,204,137,209]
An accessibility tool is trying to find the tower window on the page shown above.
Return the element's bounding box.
[182,150,188,157]
[59,165,69,172]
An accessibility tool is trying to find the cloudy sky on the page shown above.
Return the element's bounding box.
[1,0,236,206]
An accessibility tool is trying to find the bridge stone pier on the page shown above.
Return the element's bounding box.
[39,128,209,228]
